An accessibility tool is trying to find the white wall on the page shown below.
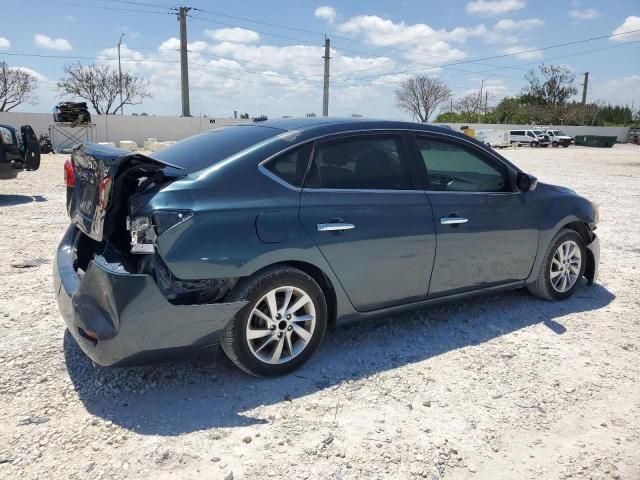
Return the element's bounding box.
[436,123,631,143]
[0,112,251,147]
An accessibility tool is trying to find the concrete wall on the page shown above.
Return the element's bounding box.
[0,112,251,147]
[436,123,631,143]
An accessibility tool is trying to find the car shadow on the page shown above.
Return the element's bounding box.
[0,194,47,206]
[64,283,614,435]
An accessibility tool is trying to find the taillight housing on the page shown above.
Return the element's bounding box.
[64,159,75,187]
[98,177,112,209]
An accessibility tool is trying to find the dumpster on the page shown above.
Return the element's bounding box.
[574,135,617,148]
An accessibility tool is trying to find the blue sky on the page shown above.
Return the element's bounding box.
[0,0,638,119]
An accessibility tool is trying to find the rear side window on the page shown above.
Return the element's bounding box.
[417,137,509,192]
[264,143,313,187]
[510,130,524,136]
[150,125,281,173]
[305,135,412,190]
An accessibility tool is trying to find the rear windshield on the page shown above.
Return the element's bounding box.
[150,125,282,173]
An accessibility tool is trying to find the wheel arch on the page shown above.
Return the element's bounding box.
[230,260,339,327]
[560,220,597,284]
[278,260,338,327]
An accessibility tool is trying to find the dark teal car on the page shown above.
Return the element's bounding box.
[54,118,599,376]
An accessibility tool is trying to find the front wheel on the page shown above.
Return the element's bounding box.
[531,141,539,148]
[221,266,327,376]
[552,141,559,147]
[527,228,586,301]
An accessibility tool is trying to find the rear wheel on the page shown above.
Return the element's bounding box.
[221,266,327,376]
[527,228,586,301]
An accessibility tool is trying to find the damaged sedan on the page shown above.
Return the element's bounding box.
[54,118,600,376]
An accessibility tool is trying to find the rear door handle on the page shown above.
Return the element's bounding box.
[317,223,355,232]
[440,216,469,225]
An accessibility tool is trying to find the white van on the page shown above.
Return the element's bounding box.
[509,129,550,147]
[545,129,573,147]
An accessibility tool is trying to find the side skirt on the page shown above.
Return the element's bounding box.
[336,281,525,325]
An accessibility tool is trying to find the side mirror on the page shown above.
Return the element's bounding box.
[516,172,538,192]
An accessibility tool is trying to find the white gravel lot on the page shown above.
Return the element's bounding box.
[0,144,639,480]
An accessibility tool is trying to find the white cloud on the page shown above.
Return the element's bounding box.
[205,27,260,44]
[590,75,640,105]
[0,37,10,49]
[339,15,484,47]
[611,16,640,42]
[569,8,599,21]
[503,45,543,60]
[494,18,544,31]
[315,6,337,24]
[465,0,526,17]
[33,33,72,51]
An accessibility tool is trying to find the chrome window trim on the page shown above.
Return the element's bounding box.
[257,127,519,192]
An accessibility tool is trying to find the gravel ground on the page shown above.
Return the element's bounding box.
[1,144,639,480]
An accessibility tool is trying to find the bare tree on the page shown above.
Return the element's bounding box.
[395,76,451,122]
[0,62,38,112]
[57,62,151,115]
[454,92,484,116]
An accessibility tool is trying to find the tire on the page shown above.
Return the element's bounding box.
[531,141,539,148]
[527,228,587,301]
[221,266,327,376]
[552,141,559,147]
[562,144,569,148]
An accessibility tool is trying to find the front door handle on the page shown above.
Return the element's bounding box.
[440,216,469,225]
[317,223,356,232]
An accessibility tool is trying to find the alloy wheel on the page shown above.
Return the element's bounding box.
[245,286,316,364]
[550,240,582,293]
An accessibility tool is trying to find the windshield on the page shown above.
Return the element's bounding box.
[150,125,282,173]
[553,130,566,136]
[533,131,545,136]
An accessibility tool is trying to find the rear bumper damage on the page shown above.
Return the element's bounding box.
[53,225,247,366]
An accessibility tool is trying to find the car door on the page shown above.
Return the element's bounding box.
[0,125,24,169]
[21,125,40,171]
[299,132,436,312]
[411,134,539,297]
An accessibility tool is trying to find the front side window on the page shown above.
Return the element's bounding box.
[416,137,509,193]
[263,143,313,187]
[305,135,412,190]
[0,126,14,145]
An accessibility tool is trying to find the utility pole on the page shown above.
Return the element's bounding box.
[322,37,330,117]
[581,72,589,125]
[581,72,589,105]
[178,7,191,117]
[484,91,488,116]
[117,33,124,115]
[478,78,484,122]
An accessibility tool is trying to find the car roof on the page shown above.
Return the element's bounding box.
[244,117,464,137]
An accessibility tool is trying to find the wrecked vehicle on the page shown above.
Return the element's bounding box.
[0,124,40,180]
[53,101,92,125]
[54,118,600,376]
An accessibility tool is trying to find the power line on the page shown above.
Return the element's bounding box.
[21,0,173,15]
[336,40,640,89]
[331,28,640,83]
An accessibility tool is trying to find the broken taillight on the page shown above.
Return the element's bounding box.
[63,159,75,187]
[98,177,112,209]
